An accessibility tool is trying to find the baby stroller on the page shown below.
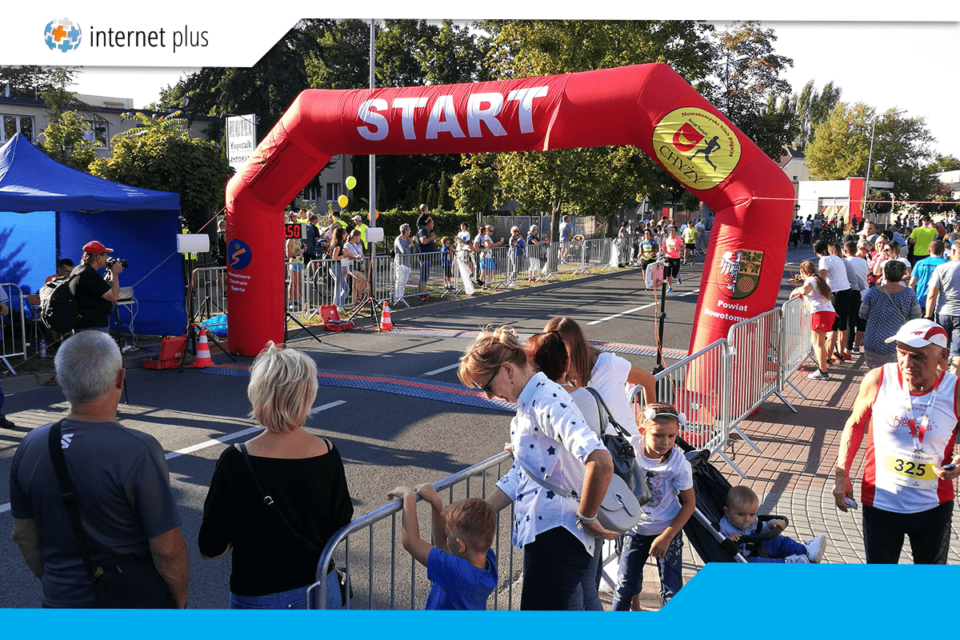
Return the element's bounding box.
[677,437,789,564]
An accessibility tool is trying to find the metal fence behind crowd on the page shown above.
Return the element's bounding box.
[190,237,658,324]
[0,283,28,374]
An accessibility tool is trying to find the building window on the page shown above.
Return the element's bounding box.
[1,115,34,143]
[326,183,340,202]
[84,121,108,148]
[793,175,798,181]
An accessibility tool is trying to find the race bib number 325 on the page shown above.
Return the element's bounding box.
[882,449,938,490]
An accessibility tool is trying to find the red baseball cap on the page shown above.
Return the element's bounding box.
[885,319,949,349]
[82,241,113,255]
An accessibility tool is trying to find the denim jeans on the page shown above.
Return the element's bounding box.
[611,532,683,610]
[229,571,342,610]
[579,543,603,611]
[746,534,808,563]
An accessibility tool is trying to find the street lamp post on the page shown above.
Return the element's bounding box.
[862,116,877,225]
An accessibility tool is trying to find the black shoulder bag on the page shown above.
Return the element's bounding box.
[582,387,653,507]
[47,420,175,608]
[237,442,351,607]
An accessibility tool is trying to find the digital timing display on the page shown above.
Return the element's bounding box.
[284,223,304,239]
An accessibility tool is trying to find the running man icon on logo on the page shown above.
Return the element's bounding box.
[689,136,721,171]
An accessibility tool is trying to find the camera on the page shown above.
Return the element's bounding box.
[106,258,129,269]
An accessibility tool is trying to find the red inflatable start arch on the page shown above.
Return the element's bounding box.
[224,63,793,356]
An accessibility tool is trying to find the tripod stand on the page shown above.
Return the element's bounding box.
[179,274,237,371]
[284,264,324,346]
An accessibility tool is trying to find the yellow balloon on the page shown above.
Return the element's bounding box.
[338,195,349,208]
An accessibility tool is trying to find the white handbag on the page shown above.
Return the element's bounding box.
[513,456,641,535]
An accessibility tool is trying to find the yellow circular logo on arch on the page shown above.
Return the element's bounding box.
[652,108,742,191]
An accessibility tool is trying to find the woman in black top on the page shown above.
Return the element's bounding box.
[198,343,353,609]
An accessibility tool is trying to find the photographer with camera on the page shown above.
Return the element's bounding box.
[71,241,125,333]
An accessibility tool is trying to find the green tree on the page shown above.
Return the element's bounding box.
[806,102,873,180]
[712,21,796,159]
[928,154,960,173]
[376,175,387,210]
[792,80,842,152]
[426,183,438,211]
[808,103,938,205]
[90,112,233,229]
[0,66,80,100]
[482,20,716,239]
[449,155,498,214]
[39,110,97,171]
[438,172,451,210]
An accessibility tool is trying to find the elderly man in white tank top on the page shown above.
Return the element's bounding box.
[834,319,960,564]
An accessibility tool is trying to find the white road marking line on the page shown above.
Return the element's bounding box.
[1,401,348,514]
[309,400,347,415]
[588,303,656,325]
[423,363,460,377]
[587,290,696,325]
[164,427,262,460]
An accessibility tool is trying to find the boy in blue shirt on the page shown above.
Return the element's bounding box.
[389,483,497,610]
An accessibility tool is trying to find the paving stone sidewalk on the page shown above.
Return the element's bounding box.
[604,353,960,611]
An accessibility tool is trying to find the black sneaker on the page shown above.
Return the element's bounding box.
[0,416,16,429]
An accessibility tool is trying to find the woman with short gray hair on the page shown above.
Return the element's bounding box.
[199,343,353,609]
[859,260,922,369]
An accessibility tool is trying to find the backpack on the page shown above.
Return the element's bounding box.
[39,273,81,333]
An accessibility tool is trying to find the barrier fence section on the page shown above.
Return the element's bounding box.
[0,283,28,374]
[309,451,520,610]
[777,296,812,398]
[190,268,228,321]
[725,309,794,429]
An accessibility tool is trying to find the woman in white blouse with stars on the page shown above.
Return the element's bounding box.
[459,326,616,610]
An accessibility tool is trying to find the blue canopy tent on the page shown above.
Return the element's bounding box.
[0,133,185,335]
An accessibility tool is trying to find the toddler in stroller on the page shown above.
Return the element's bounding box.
[678,440,826,564]
[721,486,826,564]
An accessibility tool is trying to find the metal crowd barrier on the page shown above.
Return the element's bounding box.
[778,296,813,399]
[308,451,520,610]
[629,339,738,473]
[192,238,637,328]
[0,283,28,374]
[626,299,815,478]
[190,267,228,321]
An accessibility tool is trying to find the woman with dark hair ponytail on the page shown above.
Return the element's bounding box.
[790,260,837,380]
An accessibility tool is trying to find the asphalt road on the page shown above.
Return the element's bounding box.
[0,247,810,609]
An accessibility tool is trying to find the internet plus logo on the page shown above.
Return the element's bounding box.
[44,19,82,53]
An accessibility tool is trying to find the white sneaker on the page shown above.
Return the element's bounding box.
[804,535,827,563]
[784,554,809,564]
[807,370,830,380]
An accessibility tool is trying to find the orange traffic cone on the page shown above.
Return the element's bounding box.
[380,302,394,331]
[191,327,215,368]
